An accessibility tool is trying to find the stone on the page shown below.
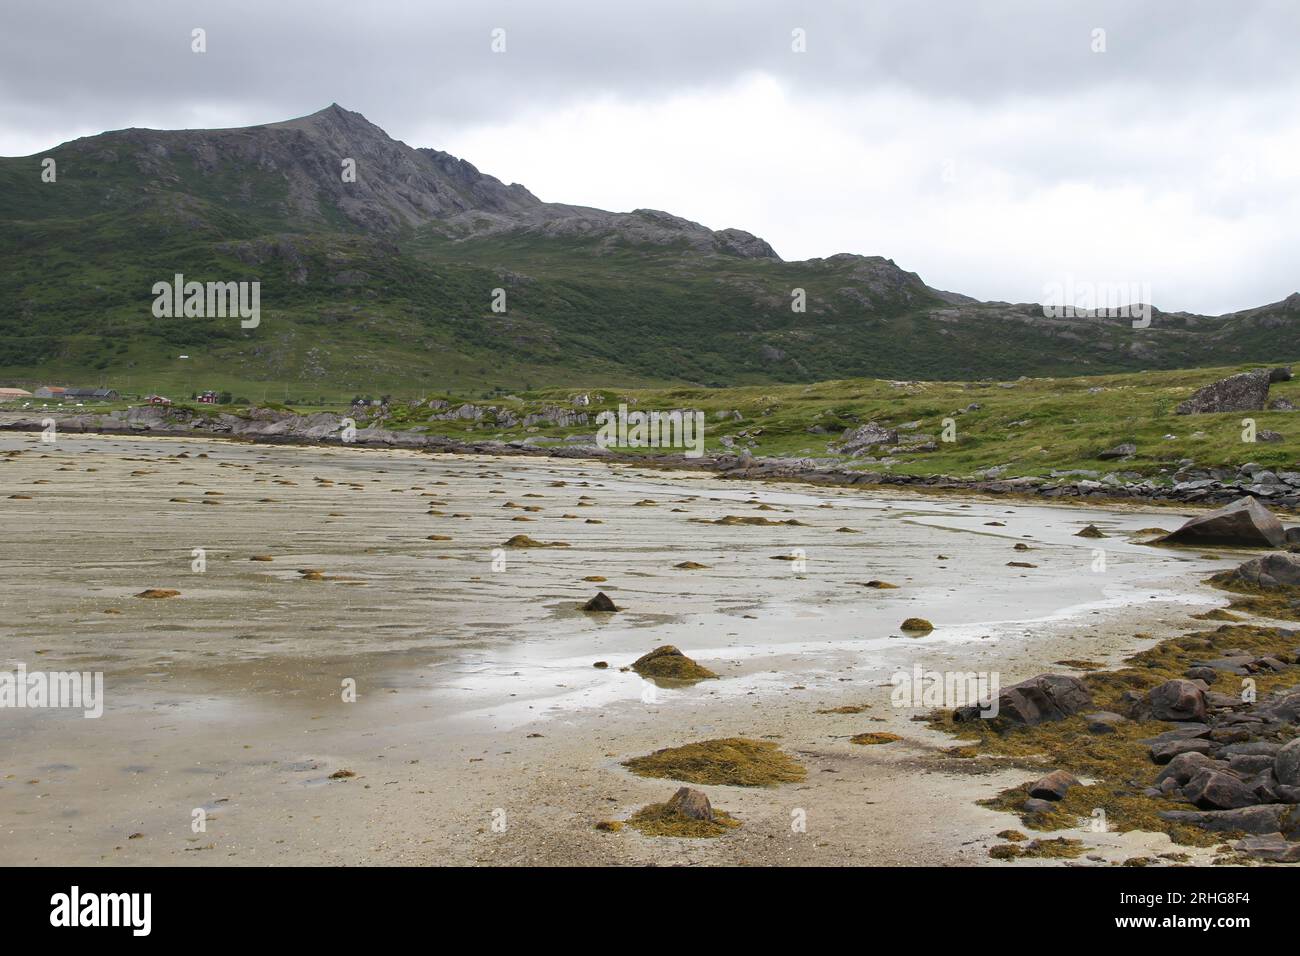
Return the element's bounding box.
[953,673,1092,727]
[1097,442,1136,460]
[1212,552,1300,590]
[581,591,619,612]
[1159,804,1300,837]
[836,422,899,455]
[1022,798,1056,815]
[666,787,713,821]
[1142,679,1208,722]
[1184,666,1219,684]
[1182,769,1259,810]
[1085,711,1125,734]
[1159,497,1287,549]
[1175,369,1272,415]
[1150,738,1215,764]
[1276,738,1300,788]
[1028,770,1079,801]
[1234,834,1300,862]
[1155,752,1224,786]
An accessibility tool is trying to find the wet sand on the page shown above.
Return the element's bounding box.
[0,433,1245,865]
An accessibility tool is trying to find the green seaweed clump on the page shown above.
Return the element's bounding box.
[631,645,718,683]
[626,802,741,838]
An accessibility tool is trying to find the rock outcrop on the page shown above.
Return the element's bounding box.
[1159,497,1288,549]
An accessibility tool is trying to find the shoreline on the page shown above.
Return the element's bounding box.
[3,408,1297,516]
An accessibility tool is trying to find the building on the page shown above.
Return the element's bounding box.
[34,386,66,399]
[0,387,34,402]
[197,391,219,404]
[146,395,172,406]
[63,388,119,401]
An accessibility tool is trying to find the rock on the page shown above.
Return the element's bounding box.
[1159,497,1287,549]
[1211,552,1300,589]
[1159,804,1300,837]
[953,673,1092,727]
[1028,770,1079,801]
[666,787,713,821]
[1022,798,1056,815]
[1276,738,1300,788]
[1151,738,1215,763]
[582,591,619,612]
[1097,443,1136,460]
[1156,752,1224,786]
[836,422,899,455]
[1175,369,1272,415]
[1142,679,1208,722]
[1085,711,1126,734]
[134,588,180,599]
[1075,524,1107,538]
[1270,366,1294,382]
[900,617,934,633]
[1257,430,1285,443]
[1269,397,1296,411]
[1234,834,1300,862]
[631,645,717,682]
[1182,769,1260,810]
[1184,665,1220,684]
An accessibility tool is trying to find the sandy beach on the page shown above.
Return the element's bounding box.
[0,432,1251,865]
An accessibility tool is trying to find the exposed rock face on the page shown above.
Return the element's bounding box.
[1159,497,1288,548]
[952,673,1092,726]
[1212,552,1300,590]
[1277,738,1300,788]
[835,422,899,455]
[1175,369,1272,414]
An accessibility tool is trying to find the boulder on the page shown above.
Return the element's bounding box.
[666,787,713,821]
[1175,369,1272,415]
[1141,679,1208,722]
[1211,552,1300,590]
[1158,497,1287,549]
[1276,738,1300,788]
[836,422,899,456]
[1085,711,1126,734]
[1182,769,1260,810]
[581,592,619,612]
[1028,770,1079,801]
[1159,804,1300,837]
[1097,442,1136,460]
[953,673,1092,726]
[1155,751,1224,786]
[1234,834,1300,862]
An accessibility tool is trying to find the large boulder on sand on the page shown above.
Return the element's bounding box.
[1175,369,1272,414]
[1211,552,1300,590]
[953,674,1092,726]
[1159,497,1287,549]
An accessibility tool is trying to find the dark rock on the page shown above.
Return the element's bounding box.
[1141,679,1208,722]
[1028,770,1079,801]
[1276,738,1300,788]
[1228,755,1277,777]
[1156,752,1225,786]
[581,591,619,612]
[1182,769,1260,810]
[1219,741,1282,759]
[1141,724,1212,746]
[1175,369,1272,415]
[1022,797,1056,814]
[1185,666,1219,684]
[952,673,1092,727]
[836,422,899,455]
[1151,738,1215,764]
[1159,804,1300,836]
[1270,367,1294,382]
[1085,711,1126,734]
[1211,552,1300,589]
[1234,834,1300,862]
[1159,497,1287,549]
[666,786,713,821]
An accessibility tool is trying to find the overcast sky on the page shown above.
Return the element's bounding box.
[2,0,1297,314]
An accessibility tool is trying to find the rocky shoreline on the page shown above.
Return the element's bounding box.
[4,404,1298,512]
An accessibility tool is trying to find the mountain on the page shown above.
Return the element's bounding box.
[1,104,1297,397]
